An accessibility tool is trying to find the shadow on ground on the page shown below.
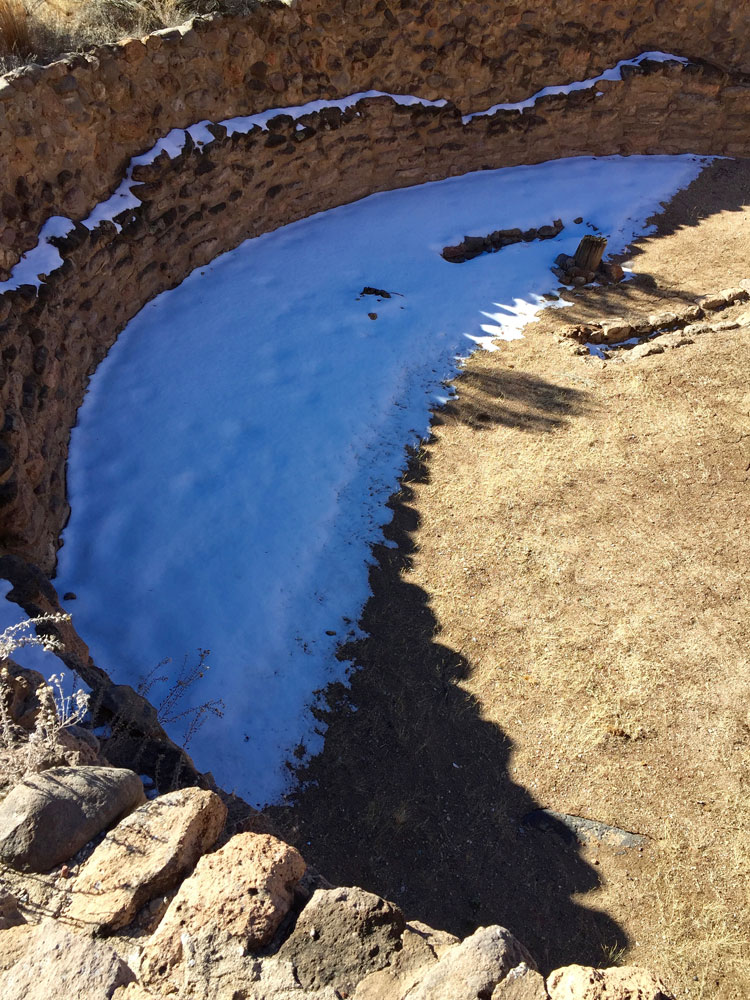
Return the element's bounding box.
[269,368,626,973]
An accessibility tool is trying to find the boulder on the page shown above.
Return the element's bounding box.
[405,925,536,1000]
[546,965,674,999]
[599,321,633,343]
[0,766,145,871]
[140,832,305,988]
[0,919,135,999]
[0,889,25,930]
[0,662,46,730]
[353,920,459,999]
[67,787,227,932]
[277,886,406,995]
[492,963,549,999]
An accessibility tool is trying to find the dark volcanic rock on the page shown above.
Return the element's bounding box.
[278,886,407,994]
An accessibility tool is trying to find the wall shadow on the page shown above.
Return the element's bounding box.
[269,368,626,974]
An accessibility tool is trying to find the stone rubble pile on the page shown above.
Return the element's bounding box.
[0,735,675,1000]
[442,220,564,263]
[551,252,625,288]
[557,281,750,356]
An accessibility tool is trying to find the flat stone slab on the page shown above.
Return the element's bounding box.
[522,809,645,849]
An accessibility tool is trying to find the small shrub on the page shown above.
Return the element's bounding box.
[138,647,225,749]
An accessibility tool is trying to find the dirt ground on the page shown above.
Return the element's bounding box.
[270,158,750,999]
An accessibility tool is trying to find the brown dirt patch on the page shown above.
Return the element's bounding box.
[269,158,750,999]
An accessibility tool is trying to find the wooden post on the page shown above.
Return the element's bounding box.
[574,235,607,272]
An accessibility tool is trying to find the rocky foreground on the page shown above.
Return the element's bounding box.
[0,662,674,1000]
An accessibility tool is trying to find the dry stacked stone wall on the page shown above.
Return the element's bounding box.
[0,1,749,579]
[2,0,750,273]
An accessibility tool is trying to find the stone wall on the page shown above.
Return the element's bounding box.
[1,55,749,576]
[2,0,750,275]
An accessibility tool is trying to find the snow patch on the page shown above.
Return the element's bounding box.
[53,154,708,807]
[462,51,688,122]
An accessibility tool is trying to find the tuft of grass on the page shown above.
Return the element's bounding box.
[0,0,32,59]
[0,0,266,73]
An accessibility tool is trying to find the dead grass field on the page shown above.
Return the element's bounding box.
[271,158,750,999]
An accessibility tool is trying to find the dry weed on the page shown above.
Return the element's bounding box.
[0,0,263,71]
[0,0,32,58]
[0,614,90,788]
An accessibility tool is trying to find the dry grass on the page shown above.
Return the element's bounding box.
[272,159,750,998]
[0,0,261,72]
[0,0,32,60]
[0,613,89,789]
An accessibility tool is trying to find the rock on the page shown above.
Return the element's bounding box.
[521,810,645,849]
[600,320,633,343]
[277,886,406,995]
[54,727,106,768]
[682,322,711,337]
[712,318,739,331]
[0,889,25,929]
[697,291,732,311]
[671,303,702,323]
[492,963,549,999]
[659,332,695,350]
[404,925,537,1000]
[628,341,664,360]
[353,920,460,999]
[0,766,145,872]
[0,919,135,999]
[140,832,305,987]
[67,787,227,932]
[600,262,625,282]
[0,661,46,730]
[463,235,486,253]
[442,245,466,263]
[646,312,677,330]
[65,725,101,753]
[546,964,674,999]
[719,286,749,304]
[408,919,460,959]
